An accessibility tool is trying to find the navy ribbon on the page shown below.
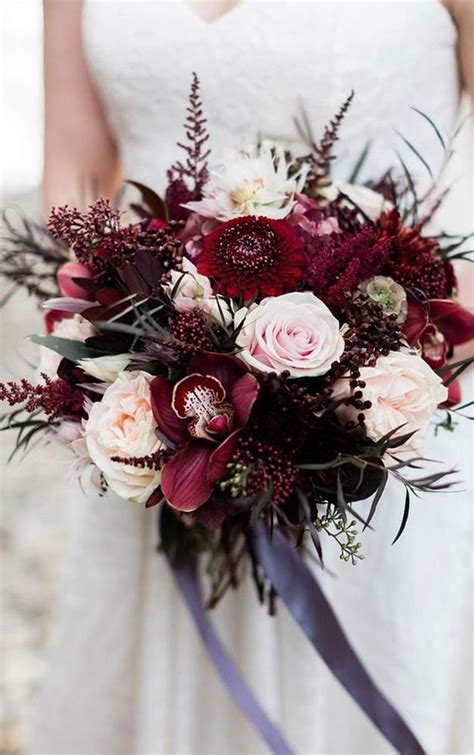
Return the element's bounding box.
[170,556,295,754]
[165,516,425,755]
[251,521,425,755]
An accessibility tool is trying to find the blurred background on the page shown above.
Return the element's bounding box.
[0,3,473,755]
[1,4,76,755]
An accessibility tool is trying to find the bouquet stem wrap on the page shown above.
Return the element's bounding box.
[166,514,426,754]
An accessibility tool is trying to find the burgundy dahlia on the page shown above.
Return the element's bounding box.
[379,209,456,299]
[196,216,304,299]
[388,252,455,300]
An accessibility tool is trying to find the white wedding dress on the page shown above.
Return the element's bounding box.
[32,2,473,754]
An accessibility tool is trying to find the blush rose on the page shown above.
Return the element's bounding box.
[84,370,162,503]
[331,350,448,454]
[235,292,345,378]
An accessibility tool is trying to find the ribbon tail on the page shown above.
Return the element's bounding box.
[251,521,425,755]
[169,556,295,755]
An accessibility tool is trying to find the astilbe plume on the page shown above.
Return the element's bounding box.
[299,92,354,193]
[304,226,391,311]
[0,374,84,421]
[166,73,210,220]
[111,449,168,470]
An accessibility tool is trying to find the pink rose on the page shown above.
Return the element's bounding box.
[84,371,162,503]
[235,292,345,378]
[331,350,448,454]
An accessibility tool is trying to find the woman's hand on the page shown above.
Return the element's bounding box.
[43,0,121,212]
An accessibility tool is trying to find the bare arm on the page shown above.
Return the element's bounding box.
[443,0,474,99]
[43,0,121,212]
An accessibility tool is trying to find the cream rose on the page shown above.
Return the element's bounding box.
[84,370,162,503]
[235,292,345,378]
[331,350,448,454]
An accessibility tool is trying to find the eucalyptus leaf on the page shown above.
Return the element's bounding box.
[27,334,108,362]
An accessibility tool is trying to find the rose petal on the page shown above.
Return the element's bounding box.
[161,442,213,511]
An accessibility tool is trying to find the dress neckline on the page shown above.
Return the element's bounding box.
[180,0,246,26]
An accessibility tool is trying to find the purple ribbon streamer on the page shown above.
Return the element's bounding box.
[251,521,426,755]
[170,557,295,755]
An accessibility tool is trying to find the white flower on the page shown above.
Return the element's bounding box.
[203,295,234,327]
[235,292,345,378]
[164,258,233,326]
[184,144,309,220]
[78,354,131,383]
[84,371,162,503]
[55,420,103,492]
[335,181,393,221]
[331,350,448,455]
[164,257,213,311]
[37,315,96,379]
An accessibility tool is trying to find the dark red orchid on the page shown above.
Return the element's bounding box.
[151,353,259,512]
[405,296,474,357]
[404,296,474,404]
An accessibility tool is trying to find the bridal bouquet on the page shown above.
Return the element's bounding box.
[1,76,472,753]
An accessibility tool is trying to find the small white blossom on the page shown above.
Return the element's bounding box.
[184,144,309,220]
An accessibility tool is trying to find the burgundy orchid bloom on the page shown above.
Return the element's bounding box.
[150,353,259,512]
[404,296,474,407]
[419,324,447,370]
[404,296,474,356]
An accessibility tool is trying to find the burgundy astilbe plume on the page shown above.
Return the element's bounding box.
[0,374,84,421]
[298,92,354,193]
[166,73,210,220]
[304,226,391,311]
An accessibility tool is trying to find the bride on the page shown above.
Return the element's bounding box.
[35,1,473,753]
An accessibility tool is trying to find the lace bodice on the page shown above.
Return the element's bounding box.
[83,0,460,194]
